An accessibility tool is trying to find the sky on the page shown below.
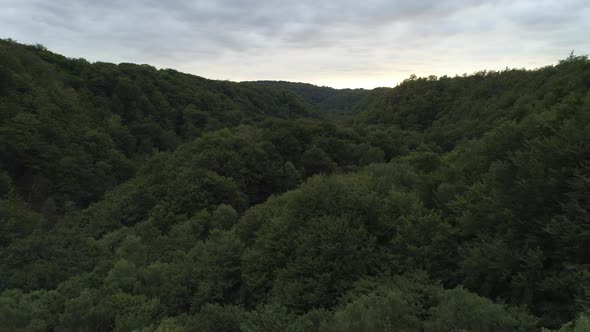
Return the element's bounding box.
[1,0,589,89]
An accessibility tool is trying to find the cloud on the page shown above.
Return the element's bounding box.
[1,0,588,88]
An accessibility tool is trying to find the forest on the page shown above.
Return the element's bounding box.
[0,38,589,331]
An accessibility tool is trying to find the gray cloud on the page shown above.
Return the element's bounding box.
[1,0,588,88]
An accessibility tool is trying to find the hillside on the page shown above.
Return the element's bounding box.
[247,80,369,115]
[1,39,589,331]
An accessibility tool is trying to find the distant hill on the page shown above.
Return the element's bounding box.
[245,80,341,104]
[246,80,369,115]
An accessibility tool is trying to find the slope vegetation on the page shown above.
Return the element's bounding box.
[1,39,589,331]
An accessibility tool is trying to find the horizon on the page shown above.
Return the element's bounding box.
[1,36,583,91]
[3,37,581,91]
[2,0,589,89]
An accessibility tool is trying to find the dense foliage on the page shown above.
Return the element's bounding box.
[248,81,368,116]
[0,39,589,331]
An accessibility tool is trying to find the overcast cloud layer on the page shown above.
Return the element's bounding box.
[2,0,589,88]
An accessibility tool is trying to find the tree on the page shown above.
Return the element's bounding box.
[301,146,336,177]
[211,204,239,230]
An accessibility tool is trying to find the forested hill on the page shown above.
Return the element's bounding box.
[245,81,341,105]
[247,80,369,115]
[1,38,589,331]
[0,39,314,209]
